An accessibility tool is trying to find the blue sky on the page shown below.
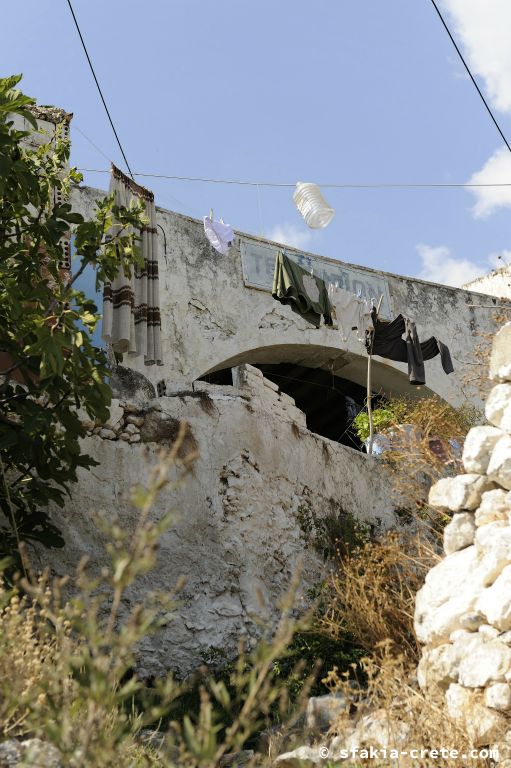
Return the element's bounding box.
[4,0,511,286]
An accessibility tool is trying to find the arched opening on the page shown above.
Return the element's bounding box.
[199,344,434,451]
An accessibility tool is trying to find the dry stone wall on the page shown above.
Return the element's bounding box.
[415,321,511,754]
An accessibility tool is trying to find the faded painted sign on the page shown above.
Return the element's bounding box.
[240,238,392,319]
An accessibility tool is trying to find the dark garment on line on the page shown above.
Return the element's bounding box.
[367,313,454,386]
[272,250,333,328]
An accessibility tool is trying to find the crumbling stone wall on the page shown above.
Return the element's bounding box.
[37,365,402,677]
[415,322,511,753]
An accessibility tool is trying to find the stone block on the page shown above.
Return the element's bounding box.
[488,435,511,490]
[125,414,144,427]
[244,363,263,378]
[486,383,511,431]
[459,612,485,631]
[463,425,503,474]
[490,322,511,382]
[478,564,511,631]
[417,643,459,691]
[443,512,476,555]
[349,708,410,750]
[485,683,511,711]
[475,489,510,527]
[414,530,511,646]
[458,639,511,687]
[99,428,117,440]
[429,474,495,512]
[305,694,346,734]
[479,624,500,639]
[262,376,279,392]
[446,683,507,746]
[231,365,248,389]
[105,399,124,430]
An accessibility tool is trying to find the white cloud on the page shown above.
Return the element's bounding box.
[467,147,511,217]
[438,2,511,217]
[442,0,511,113]
[416,243,491,287]
[266,222,316,250]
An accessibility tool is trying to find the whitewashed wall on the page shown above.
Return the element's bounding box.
[72,185,506,408]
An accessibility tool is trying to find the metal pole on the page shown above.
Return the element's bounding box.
[366,295,384,456]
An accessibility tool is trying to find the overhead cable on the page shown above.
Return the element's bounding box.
[429,0,511,155]
[76,169,511,189]
[65,0,135,178]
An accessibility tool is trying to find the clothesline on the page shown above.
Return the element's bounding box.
[76,168,511,190]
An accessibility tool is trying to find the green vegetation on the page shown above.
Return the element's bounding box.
[352,395,479,444]
[0,75,145,566]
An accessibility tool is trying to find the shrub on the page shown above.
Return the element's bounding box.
[0,428,313,766]
[319,530,439,663]
[0,74,146,567]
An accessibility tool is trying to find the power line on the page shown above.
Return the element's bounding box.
[429,0,511,155]
[65,0,135,179]
[76,168,511,189]
[73,124,111,164]
[73,126,199,214]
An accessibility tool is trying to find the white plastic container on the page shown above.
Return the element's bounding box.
[293,182,335,229]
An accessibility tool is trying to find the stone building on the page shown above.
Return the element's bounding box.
[34,179,504,676]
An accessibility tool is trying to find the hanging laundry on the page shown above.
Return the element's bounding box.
[272,250,333,328]
[328,285,373,342]
[203,214,234,255]
[102,164,163,365]
[367,312,453,386]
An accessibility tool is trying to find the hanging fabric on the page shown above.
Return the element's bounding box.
[367,312,453,386]
[328,285,373,342]
[102,164,163,365]
[272,250,333,328]
[203,214,234,255]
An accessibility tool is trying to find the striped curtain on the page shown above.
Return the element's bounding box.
[102,164,163,365]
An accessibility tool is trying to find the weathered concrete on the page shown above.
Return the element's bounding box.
[71,185,506,408]
[36,369,400,677]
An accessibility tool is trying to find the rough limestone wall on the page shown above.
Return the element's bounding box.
[415,322,511,753]
[36,364,400,678]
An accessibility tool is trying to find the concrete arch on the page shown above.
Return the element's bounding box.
[199,343,435,401]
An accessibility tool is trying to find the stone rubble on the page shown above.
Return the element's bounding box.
[75,363,308,448]
[415,321,511,750]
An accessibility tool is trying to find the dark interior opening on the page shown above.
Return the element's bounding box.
[201,363,383,450]
[201,367,233,386]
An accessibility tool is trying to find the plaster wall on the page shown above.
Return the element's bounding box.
[38,369,400,676]
[464,265,511,300]
[72,185,506,408]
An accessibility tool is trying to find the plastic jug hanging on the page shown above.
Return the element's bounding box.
[293,182,335,229]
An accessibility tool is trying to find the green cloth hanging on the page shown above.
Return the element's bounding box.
[272,250,333,328]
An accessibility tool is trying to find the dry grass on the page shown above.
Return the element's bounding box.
[323,644,499,767]
[320,530,440,664]
[376,396,480,517]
